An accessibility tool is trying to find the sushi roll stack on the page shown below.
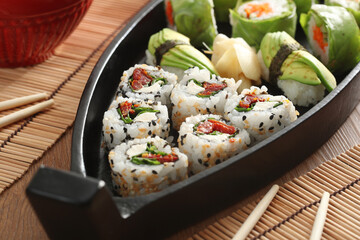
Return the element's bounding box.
[230,0,297,50]
[117,64,178,108]
[109,136,188,197]
[257,31,337,107]
[170,67,240,130]
[102,97,170,150]
[178,114,250,174]
[225,86,298,143]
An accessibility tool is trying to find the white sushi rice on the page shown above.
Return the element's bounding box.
[237,0,289,20]
[109,136,188,197]
[170,67,240,130]
[178,114,250,174]
[225,86,298,143]
[102,97,170,150]
[277,79,325,107]
[117,64,178,108]
[307,16,329,64]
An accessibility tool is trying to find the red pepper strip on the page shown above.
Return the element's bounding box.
[208,119,236,135]
[239,94,265,109]
[142,153,179,164]
[131,68,153,90]
[198,82,227,97]
[165,0,174,26]
[119,101,134,117]
[197,119,236,135]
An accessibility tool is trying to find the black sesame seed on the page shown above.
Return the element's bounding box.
[225,94,228,99]
[278,120,282,126]
[279,115,283,118]
[204,162,209,167]
[269,114,274,120]
[110,133,114,143]
[111,126,114,129]
[207,153,211,158]
[126,135,131,140]
[133,177,138,181]
[152,134,156,137]
[148,130,152,135]
[171,103,175,106]
[259,122,264,128]
[166,119,170,124]
[131,169,136,173]
[152,170,158,174]
[110,160,114,165]
[198,159,202,164]
[259,128,263,131]
[152,120,157,126]
[215,159,221,165]
[269,126,274,130]
[242,115,247,121]
[206,107,210,113]
[214,105,217,109]
[123,128,127,133]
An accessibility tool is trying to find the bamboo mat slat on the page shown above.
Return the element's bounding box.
[190,145,360,240]
[0,0,151,194]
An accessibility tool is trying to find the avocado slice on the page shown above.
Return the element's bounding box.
[148,28,190,55]
[174,45,218,74]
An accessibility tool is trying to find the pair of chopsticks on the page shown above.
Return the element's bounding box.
[233,185,330,240]
[0,93,54,128]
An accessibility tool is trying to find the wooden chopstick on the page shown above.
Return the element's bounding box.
[232,184,279,240]
[310,192,330,240]
[0,93,48,112]
[0,99,54,128]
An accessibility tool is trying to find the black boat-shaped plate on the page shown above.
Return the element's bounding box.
[70,0,360,238]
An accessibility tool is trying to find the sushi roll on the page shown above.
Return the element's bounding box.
[257,31,337,107]
[117,64,177,108]
[325,0,360,27]
[300,4,360,76]
[170,67,240,130]
[229,0,297,50]
[146,28,218,77]
[164,0,218,48]
[178,114,250,174]
[109,136,188,197]
[224,86,298,143]
[102,97,170,150]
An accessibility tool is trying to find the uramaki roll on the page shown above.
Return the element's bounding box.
[178,114,250,174]
[109,136,188,197]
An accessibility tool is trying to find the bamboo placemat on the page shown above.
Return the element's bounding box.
[0,0,150,194]
[190,144,360,240]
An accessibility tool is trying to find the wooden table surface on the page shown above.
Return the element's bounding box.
[0,103,358,239]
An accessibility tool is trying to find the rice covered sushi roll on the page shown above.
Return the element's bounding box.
[178,114,250,174]
[300,4,360,76]
[225,86,298,143]
[102,97,170,150]
[229,0,297,50]
[109,136,188,197]
[164,0,218,48]
[117,64,177,108]
[257,31,337,107]
[170,67,240,130]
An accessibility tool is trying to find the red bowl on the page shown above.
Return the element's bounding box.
[0,0,93,67]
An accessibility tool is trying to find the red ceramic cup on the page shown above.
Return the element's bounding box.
[0,0,93,67]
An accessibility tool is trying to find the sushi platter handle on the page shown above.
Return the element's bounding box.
[26,166,122,240]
